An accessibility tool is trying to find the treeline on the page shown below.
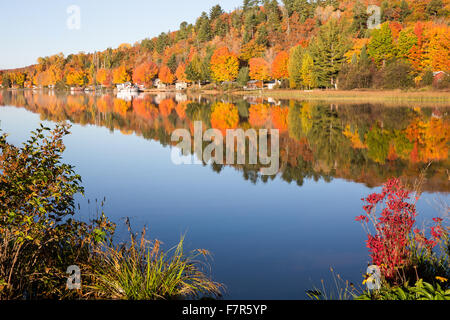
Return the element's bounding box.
[0,0,449,90]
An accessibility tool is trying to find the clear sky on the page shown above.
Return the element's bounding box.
[0,0,244,70]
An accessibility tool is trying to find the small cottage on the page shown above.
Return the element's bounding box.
[175,81,188,90]
[433,71,447,86]
[154,79,167,90]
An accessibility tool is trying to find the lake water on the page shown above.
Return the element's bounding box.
[0,90,449,299]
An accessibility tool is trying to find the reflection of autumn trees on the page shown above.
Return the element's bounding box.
[1,91,448,192]
[210,102,239,133]
[249,104,270,128]
[406,115,449,163]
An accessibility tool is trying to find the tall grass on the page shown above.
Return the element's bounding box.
[87,222,224,300]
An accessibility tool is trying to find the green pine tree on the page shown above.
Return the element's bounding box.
[309,19,350,88]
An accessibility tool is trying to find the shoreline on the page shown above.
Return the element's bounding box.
[226,89,450,103]
[4,87,450,104]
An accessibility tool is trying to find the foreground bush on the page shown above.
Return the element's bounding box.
[355,178,449,300]
[0,124,223,300]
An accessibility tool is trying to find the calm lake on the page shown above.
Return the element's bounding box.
[0,90,449,299]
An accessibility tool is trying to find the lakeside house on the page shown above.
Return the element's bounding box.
[244,80,260,90]
[154,79,167,90]
[244,80,281,90]
[175,81,188,91]
[433,71,447,85]
[267,80,281,90]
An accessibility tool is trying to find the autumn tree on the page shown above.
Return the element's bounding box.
[113,65,131,84]
[239,40,266,62]
[11,72,26,88]
[425,24,450,72]
[175,63,188,82]
[133,61,158,87]
[288,45,305,88]
[210,47,239,82]
[159,65,175,84]
[272,51,290,80]
[367,22,396,66]
[96,69,113,87]
[301,53,316,89]
[249,58,271,85]
[66,68,87,87]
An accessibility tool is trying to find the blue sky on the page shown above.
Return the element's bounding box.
[0,0,243,70]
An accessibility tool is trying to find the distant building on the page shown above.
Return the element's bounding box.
[175,81,188,90]
[433,71,447,86]
[154,79,167,89]
[267,80,281,90]
[245,80,260,90]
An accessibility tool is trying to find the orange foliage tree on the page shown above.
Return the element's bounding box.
[96,69,113,87]
[175,63,188,82]
[249,58,271,84]
[113,66,131,84]
[210,47,239,82]
[133,61,158,87]
[159,65,175,84]
[271,51,289,80]
[424,24,450,72]
[66,68,86,87]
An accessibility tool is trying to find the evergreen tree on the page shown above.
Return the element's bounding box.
[427,0,443,17]
[167,54,178,73]
[256,25,269,46]
[156,32,170,54]
[399,0,412,22]
[210,4,224,20]
[243,0,260,12]
[360,44,369,65]
[264,0,282,32]
[309,19,350,88]
[197,12,213,43]
[238,67,250,86]
[214,18,229,37]
[351,1,368,37]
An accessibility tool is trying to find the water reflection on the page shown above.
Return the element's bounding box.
[1,90,449,193]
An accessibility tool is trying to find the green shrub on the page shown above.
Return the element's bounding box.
[357,279,450,300]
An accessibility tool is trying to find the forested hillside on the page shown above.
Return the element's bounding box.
[1,0,449,90]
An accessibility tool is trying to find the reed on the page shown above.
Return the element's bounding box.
[87,223,224,300]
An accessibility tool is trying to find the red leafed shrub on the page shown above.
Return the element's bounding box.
[356,178,445,281]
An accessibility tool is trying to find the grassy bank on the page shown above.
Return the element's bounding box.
[231,89,450,104]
